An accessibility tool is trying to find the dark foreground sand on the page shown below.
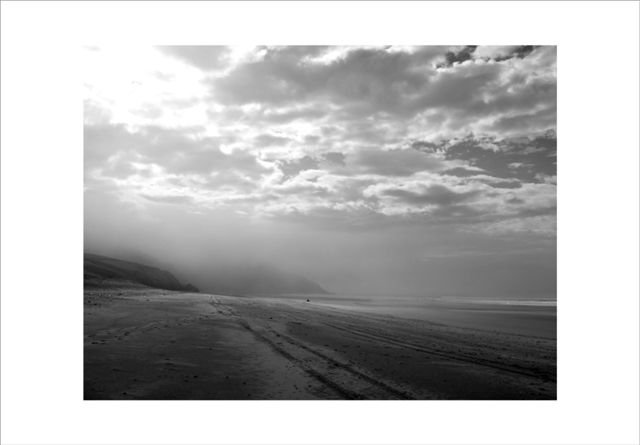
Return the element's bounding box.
[84,284,556,400]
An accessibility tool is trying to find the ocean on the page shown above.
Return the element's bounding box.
[264,293,557,339]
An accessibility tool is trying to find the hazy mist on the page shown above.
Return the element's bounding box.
[84,45,557,299]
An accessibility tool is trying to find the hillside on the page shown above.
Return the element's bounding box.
[84,253,198,292]
[198,263,329,296]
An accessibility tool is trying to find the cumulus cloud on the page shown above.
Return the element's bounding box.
[84,46,556,231]
[210,46,441,112]
[84,45,556,296]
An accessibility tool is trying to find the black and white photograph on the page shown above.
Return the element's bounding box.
[83,45,558,400]
[1,2,639,445]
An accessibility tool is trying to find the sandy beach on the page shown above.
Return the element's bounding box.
[84,284,556,400]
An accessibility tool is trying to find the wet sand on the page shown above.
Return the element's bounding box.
[84,285,556,400]
[307,295,557,338]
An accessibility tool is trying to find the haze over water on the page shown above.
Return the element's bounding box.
[266,293,557,338]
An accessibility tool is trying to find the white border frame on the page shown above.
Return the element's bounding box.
[1,2,638,444]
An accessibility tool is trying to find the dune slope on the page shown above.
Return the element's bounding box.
[84,253,198,292]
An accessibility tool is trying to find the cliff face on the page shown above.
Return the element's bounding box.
[84,253,199,292]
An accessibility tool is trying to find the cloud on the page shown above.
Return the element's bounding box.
[472,45,538,62]
[210,46,443,115]
[85,45,556,235]
[83,45,557,298]
[347,147,451,177]
[279,156,319,180]
[157,46,230,71]
[472,214,556,236]
[418,132,558,183]
[485,179,523,189]
[322,152,346,166]
[437,45,477,68]
[85,124,270,179]
[382,184,481,206]
[506,197,525,205]
[254,133,292,147]
[141,194,194,205]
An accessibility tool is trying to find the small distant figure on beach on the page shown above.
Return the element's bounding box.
[306,298,310,302]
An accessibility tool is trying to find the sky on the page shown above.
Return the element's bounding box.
[84,45,556,298]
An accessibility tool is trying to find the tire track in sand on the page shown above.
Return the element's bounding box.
[324,322,555,383]
[265,326,418,400]
[211,298,417,399]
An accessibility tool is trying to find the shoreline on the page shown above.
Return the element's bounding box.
[84,285,556,400]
